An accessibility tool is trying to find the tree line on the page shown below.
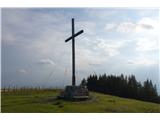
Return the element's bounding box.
[1,87,61,95]
[81,74,160,103]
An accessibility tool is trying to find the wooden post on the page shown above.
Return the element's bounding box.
[65,18,84,86]
[72,18,75,86]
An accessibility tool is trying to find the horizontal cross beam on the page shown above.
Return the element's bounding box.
[65,30,84,42]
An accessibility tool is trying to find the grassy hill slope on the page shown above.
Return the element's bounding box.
[1,89,160,113]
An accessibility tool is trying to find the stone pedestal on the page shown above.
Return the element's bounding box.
[58,85,89,100]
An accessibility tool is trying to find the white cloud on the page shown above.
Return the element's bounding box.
[77,21,96,35]
[135,17,158,34]
[116,21,154,33]
[138,17,157,27]
[85,9,118,19]
[38,59,55,66]
[128,59,157,66]
[139,23,153,29]
[105,17,157,33]
[136,37,158,52]
[117,22,136,33]
[104,17,159,55]
[2,33,16,44]
[97,38,125,57]
[76,47,101,71]
[17,69,27,74]
[75,42,110,72]
[2,9,69,46]
[105,23,116,31]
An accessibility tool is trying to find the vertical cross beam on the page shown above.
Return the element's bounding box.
[72,18,76,86]
[65,18,84,86]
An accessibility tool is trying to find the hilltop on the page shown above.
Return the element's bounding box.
[1,89,160,113]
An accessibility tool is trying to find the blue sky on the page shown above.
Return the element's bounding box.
[1,8,159,93]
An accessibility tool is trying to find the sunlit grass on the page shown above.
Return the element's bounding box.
[1,89,160,113]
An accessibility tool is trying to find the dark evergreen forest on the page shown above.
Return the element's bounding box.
[81,74,160,103]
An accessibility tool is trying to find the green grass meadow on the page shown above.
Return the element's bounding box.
[1,89,160,113]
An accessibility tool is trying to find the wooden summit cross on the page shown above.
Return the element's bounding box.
[65,18,84,86]
[58,18,88,100]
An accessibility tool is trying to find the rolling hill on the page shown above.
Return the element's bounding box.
[1,89,160,113]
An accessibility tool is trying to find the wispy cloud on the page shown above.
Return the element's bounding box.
[17,69,27,74]
[96,38,126,57]
[105,17,156,33]
[117,22,136,33]
[135,37,158,52]
[85,8,119,19]
[128,59,157,66]
[37,59,55,66]
[105,23,117,31]
[77,21,96,35]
